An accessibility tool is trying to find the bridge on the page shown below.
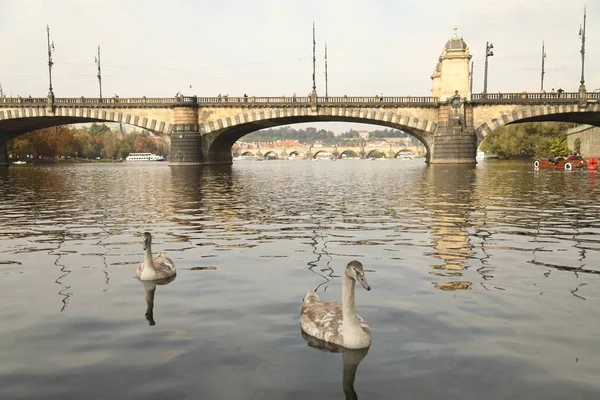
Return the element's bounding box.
[236,142,425,160]
[1,30,599,166]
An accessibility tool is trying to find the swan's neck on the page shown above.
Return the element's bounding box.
[144,243,154,269]
[342,275,361,332]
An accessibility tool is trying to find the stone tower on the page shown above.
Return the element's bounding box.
[431,28,472,101]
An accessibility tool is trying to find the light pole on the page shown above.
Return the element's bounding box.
[578,5,587,93]
[483,41,493,94]
[324,42,328,99]
[95,45,102,99]
[469,61,474,92]
[46,25,55,97]
[312,22,316,97]
[541,40,547,91]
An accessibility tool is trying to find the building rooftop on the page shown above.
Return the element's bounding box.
[444,27,468,51]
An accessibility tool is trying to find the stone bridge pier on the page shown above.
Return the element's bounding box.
[169,101,203,165]
[0,137,8,167]
[430,101,477,164]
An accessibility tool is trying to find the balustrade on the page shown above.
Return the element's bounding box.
[0,92,595,108]
[472,92,581,101]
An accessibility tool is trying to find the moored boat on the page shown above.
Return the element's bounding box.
[125,153,165,162]
[533,157,587,170]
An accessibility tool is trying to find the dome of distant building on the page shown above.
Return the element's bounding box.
[444,27,468,51]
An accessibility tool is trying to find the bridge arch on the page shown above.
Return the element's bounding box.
[0,107,172,139]
[474,103,600,145]
[339,149,361,159]
[263,150,280,160]
[366,149,387,159]
[200,107,435,164]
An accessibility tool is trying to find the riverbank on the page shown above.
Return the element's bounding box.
[9,157,123,164]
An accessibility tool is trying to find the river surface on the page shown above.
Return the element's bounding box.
[0,159,599,399]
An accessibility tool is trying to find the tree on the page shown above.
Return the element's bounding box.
[88,123,111,136]
[574,138,582,154]
[549,137,569,156]
[479,122,576,158]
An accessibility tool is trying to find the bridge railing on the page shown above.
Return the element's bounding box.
[196,96,312,104]
[318,96,438,104]
[54,97,181,105]
[0,97,183,106]
[195,96,439,105]
[471,92,581,101]
[0,97,47,105]
[1,93,598,107]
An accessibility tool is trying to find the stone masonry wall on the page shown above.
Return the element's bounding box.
[567,125,600,158]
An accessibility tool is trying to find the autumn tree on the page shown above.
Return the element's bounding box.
[479,122,577,158]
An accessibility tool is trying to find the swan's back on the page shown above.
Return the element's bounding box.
[137,252,176,281]
[300,291,369,347]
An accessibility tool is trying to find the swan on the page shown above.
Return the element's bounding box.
[136,232,176,281]
[300,260,371,349]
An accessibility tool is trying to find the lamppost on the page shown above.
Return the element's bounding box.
[312,22,316,98]
[324,42,328,99]
[578,5,587,94]
[46,25,55,98]
[95,45,102,99]
[469,61,474,92]
[483,41,493,94]
[540,40,547,91]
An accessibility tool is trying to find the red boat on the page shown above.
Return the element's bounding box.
[533,157,588,170]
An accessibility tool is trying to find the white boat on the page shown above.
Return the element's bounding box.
[239,155,261,161]
[396,152,414,160]
[12,160,27,165]
[125,153,165,162]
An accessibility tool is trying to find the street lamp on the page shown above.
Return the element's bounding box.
[95,45,102,99]
[483,42,493,94]
[540,40,547,91]
[324,42,328,99]
[311,22,316,98]
[46,25,55,97]
[578,5,587,93]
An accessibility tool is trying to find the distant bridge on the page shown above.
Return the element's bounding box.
[237,143,424,160]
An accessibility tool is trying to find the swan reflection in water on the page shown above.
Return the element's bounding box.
[301,331,369,400]
[139,275,176,326]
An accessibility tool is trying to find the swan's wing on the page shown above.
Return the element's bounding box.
[153,254,176,271]
[136,262,145,279]
[356,313,371,334]
[145,254,176,280]
[303,290,321,305]
[300,300,344,345]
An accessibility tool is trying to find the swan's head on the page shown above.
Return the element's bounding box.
[345,260,370,291]
[142,232,152,250]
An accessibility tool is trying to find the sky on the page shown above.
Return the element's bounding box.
[0,0,598,133]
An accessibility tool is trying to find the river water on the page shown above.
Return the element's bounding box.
[0,159,599,399]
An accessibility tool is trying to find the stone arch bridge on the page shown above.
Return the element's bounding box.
[1,92,599,166]
[240,144,424,160]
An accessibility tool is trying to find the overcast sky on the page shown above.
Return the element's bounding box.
[0,0,598,132]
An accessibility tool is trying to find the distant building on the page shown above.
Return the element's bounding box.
[357,130,370,139]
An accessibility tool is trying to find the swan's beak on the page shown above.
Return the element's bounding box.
[357,273,371,291]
